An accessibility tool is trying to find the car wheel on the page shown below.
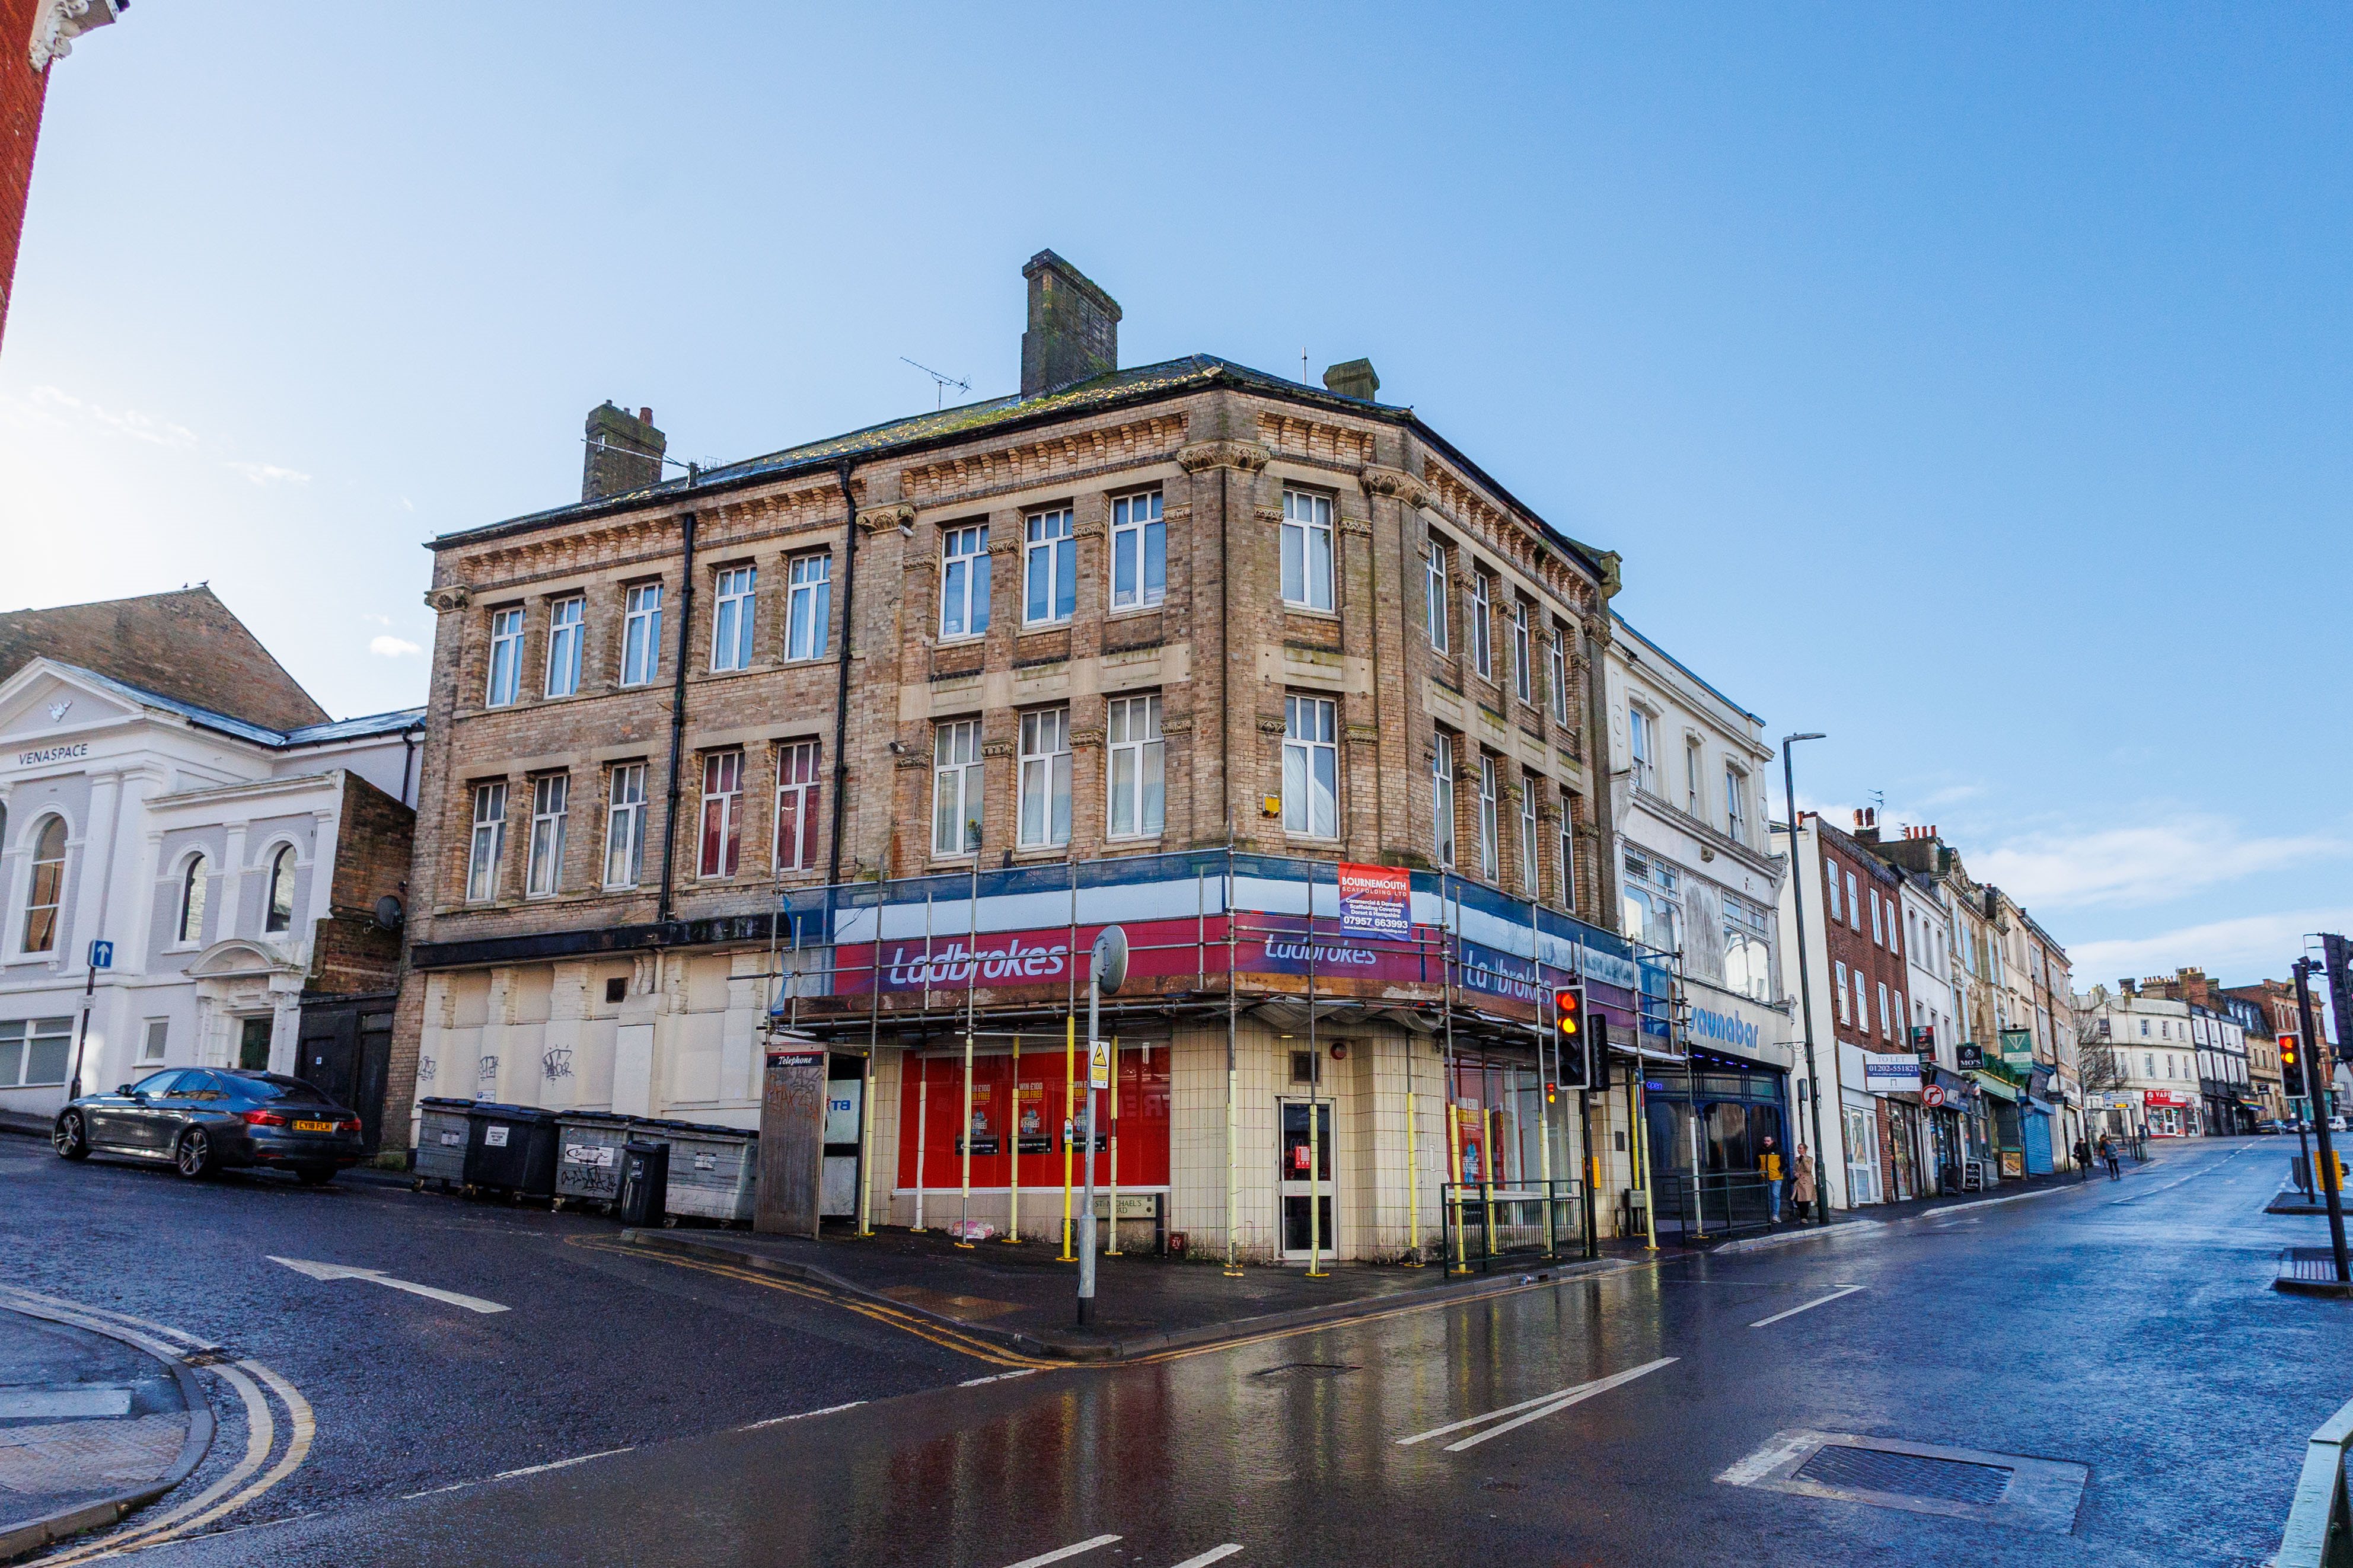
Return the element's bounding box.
[174,1129,216,1180]
[52,1111,89,1161]
[294,1164,338,1187]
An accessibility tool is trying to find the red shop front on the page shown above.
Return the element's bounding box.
[895,1037,1171,1201]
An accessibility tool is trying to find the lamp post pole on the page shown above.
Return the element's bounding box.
[1782,733,1831,1227]
[2294,957,2348,1282]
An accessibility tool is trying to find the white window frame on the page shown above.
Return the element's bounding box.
[1477,754,1500,880]
[1109,491,1164,612]
[932,719,984,857]
[1105,694,1165,840]
[467,783,506,903]
[140,1018,168,1064]
[1018,708,1073,848]
[1834,960,1851,1023]
[1685,739,1702,816]
[545,595,584,697]
[1854,970,1868,1031]
[1724,767,1746,843]
[1280,490,1335,613]
[1512,601,1532,703]
[939,523,990,641]
[1870,890,1883,946]
[1548,627,1568,724]
[774,739,822,873]
[1628,705,1654,794]
[1426,541,1449,652]
[785,553,831,663]
[604,763,646,889]
[1281,695,1338,840]
[1432,733,1456,867]
[1878,981,1892,1039]
[1847,872,1860,930]
[486,607,522,707]
[620,583,662,687]
[1826,857,1843,922]
[698,751,744,879]
[1025,508,1076,627]
[1557,790,1576,908]
[526,773,567,899]
[1519,776,1539,893]
[710,566,757,672]
[1469,573,1492,678]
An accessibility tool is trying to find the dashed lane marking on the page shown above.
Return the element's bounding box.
[999,1534,1121,1567]
[403,1446,637,1499]
[738,1401,866,1430]
[1749,1285,1865,1328]
[2109,1144,2258,1205]
[962,1368,1041,1388]
[1166,1547,1244,1567]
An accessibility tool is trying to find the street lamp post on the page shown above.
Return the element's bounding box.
[1781,733,1832,1228]
[2293,957,2348,1283]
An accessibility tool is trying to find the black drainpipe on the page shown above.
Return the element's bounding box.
[824,459,860,887]
[656,469,700,925]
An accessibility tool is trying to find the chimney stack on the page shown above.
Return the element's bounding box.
[1021,250,1121,396]
[584,401,666,502]
[1322,358,1380,402]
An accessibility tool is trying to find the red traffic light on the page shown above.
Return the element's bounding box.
[1555,987,1581,1036]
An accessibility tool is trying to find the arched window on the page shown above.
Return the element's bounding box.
[21,816,66,953]
[178,854,209,945]
[264,847,296,934]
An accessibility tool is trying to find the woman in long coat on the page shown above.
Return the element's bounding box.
[1790,1144,1819,1221]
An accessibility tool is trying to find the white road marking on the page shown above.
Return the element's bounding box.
[1749,1285,1865,1328]
[1716,1428,1820,1486]
[2109,1145,2255,1205]
[1395,1358,1678,1453]
[401,1447,636,1499]
[1167,1547,1245,1567]
[1917,1187,2068,1218]
[739,1400,866,1429]
[1000,1535,1121,1568]
[962,1368,1041,1388]
[268,1255,509,1314]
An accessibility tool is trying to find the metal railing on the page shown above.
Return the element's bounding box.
[2278,1390,2353,1567]
[1439,1180,1585,1273]
[1646,1172,1780,1245]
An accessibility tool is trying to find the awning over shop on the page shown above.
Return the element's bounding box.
[1972,1071,2019,1103]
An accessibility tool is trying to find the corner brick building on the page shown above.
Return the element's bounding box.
[395,252,1678,1263]
[2,0,120,350]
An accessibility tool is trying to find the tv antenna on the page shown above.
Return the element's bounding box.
[901,357,971,410]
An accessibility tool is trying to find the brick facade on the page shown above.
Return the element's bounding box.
[308,772,413,998]
[0,0,47,349]
[0,586,330,732]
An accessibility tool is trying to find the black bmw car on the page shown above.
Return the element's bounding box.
[52,1068,366,1184]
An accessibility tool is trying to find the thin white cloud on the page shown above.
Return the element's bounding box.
[2068,909,2353,991]
[362,612,391,627]
[31,385,197,449]
[225,461,311,486]
[1976,815,2346,911]
[369,635,423,658]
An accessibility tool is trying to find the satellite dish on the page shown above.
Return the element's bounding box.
[1092,926,1129,995]
[373,895,405,932]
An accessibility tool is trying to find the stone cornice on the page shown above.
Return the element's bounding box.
[1358,465,1431,510]
[856,503,917,534]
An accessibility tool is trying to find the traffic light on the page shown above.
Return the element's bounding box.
[2284,1035,2306,1100]
[1555,983,1590,1088]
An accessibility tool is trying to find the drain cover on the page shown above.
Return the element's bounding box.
[1795,1442,2013,1506]
[1720,1430,2085,1532]
[1251,1363,1356,1381]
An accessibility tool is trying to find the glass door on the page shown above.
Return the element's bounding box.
[1278,1099,1334,1259]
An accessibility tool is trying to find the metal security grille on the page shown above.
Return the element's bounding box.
[1795,1444,2014,1506]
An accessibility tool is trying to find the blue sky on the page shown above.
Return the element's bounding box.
[4,5,2346,986]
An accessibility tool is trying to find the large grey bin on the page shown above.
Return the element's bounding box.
[413,1097,472,1189]
[631,1117,757,1225]
[554,1111,632,1210]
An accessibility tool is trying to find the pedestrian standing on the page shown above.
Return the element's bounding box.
[2072,1136,2091,1181]
[2099,1133,2122,1180]
[1759,1136,1786,1224]
[1790,1143,1817,1221]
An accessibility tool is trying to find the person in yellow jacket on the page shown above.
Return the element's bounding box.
[1760,1136,1786,1225]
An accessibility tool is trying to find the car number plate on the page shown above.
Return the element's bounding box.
[294,1119,334,1133]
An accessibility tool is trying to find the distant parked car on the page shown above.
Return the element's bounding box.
[2256,1120,2287,1135]
[2333,1116,2348,1134]
[52,1069,365,1184]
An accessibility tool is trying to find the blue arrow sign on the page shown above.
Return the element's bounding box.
[87,940,113,970]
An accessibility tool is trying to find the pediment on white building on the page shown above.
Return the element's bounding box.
[187,937,304,981]
[0,662,142,751]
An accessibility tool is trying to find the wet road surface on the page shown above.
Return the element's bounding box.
[17,1135,2348,1566]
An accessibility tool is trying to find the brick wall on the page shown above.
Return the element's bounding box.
[307,772,414,998]
[0,586,330,732]
[0,0,47,352]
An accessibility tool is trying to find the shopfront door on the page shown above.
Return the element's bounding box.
[1278,1099,1334,1260]
[1843,1101,1880,1206]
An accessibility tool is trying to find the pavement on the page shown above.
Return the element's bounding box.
[0,1306,206,1560]
[5,1126,2344,1566]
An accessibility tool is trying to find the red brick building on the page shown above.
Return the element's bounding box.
[1,0,120,351]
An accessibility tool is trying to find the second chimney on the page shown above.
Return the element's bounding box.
[583,401,666,502]
[1322,359,1379,402]
[1021,250,1121,396]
